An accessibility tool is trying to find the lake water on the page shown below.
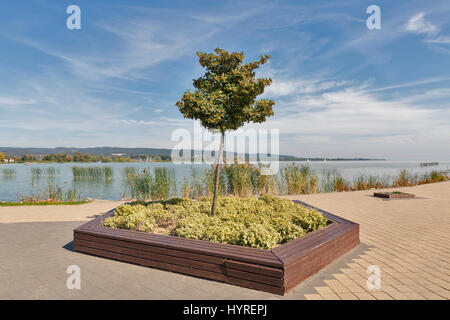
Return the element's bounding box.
[1,160,449,202]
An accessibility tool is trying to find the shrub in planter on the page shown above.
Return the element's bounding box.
[103,196,328,250]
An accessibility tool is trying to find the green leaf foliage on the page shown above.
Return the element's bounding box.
[176,48,275,131]
[103,196,328,250]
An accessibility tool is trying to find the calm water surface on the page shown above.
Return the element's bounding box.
[0,160,449,202]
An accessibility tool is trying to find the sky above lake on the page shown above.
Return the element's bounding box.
[0,0,449,160]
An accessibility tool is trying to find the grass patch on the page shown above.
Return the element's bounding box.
[103,196,328,250]
[0,200,90,206]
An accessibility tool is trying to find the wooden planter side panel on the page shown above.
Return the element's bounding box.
[75,210,282,268]
[73,239,285,295]
[274,201,360,293]
[74,211,284,295]
[73,201,360,296]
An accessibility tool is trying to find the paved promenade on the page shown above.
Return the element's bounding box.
[0,182,449,299]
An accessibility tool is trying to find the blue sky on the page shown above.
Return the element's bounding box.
[0,0,449,159]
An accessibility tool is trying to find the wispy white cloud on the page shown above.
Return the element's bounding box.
[365,77,450,93]
[264,79,350,97]
[120,118,187,126]
[405,12,438,35]
[0,95,36,106]
[427,36,450,44]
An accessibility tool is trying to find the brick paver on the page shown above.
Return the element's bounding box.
[284,181,450,300]
[0,182,449,299]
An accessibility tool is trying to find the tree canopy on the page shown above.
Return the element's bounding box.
[176,48,275,132]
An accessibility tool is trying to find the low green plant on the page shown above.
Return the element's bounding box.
[125,167,177,200]
[251,164,278,196]
[204,165,226,197]
[103,196,328,249]
[180,167,206,199]
[152,167,177,200]
[352,174,389,190]
[398,169,421,186]
[125,168,152,200]
[223,163,255,197]
[282,164,318,194]
[420,170,448,184]
[18,184,84,203]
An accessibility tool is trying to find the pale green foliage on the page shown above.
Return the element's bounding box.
[103,196,328,249]
[103,204,157,232]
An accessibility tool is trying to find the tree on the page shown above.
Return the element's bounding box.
[21,154,37,162]
[0,152,4,162]
[176,48,275,216]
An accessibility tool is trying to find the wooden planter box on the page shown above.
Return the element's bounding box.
[373,192,415,199]
[73,200,359,295]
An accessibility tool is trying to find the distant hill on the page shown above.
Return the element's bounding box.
[0,147,383,161]
[0,147,173,157]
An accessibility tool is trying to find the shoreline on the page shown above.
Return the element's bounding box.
[1,181,448,224]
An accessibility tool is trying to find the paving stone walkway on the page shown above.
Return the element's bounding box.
[284,181,450,300]
[0,182,449,299]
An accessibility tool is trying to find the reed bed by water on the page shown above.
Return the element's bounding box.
[120,163,448,201]
[31,167,59,178]
[46,167,58,176]
[319,168,447,192]
[180,168,206,199]
[72,166,113,182]
[3,162,448,202]
[393,169,447,187]
[31,167,60,186]
[281,164,318,195]
[251,164,279,196]
[1,167,16,179]
[18,184,83,203]
[180,163,279,198]
[124,167,177,200]
[31,167,43,178]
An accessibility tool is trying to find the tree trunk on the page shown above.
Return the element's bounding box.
[211,130,225,216]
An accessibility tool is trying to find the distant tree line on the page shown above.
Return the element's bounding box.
[1,152,172,163]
